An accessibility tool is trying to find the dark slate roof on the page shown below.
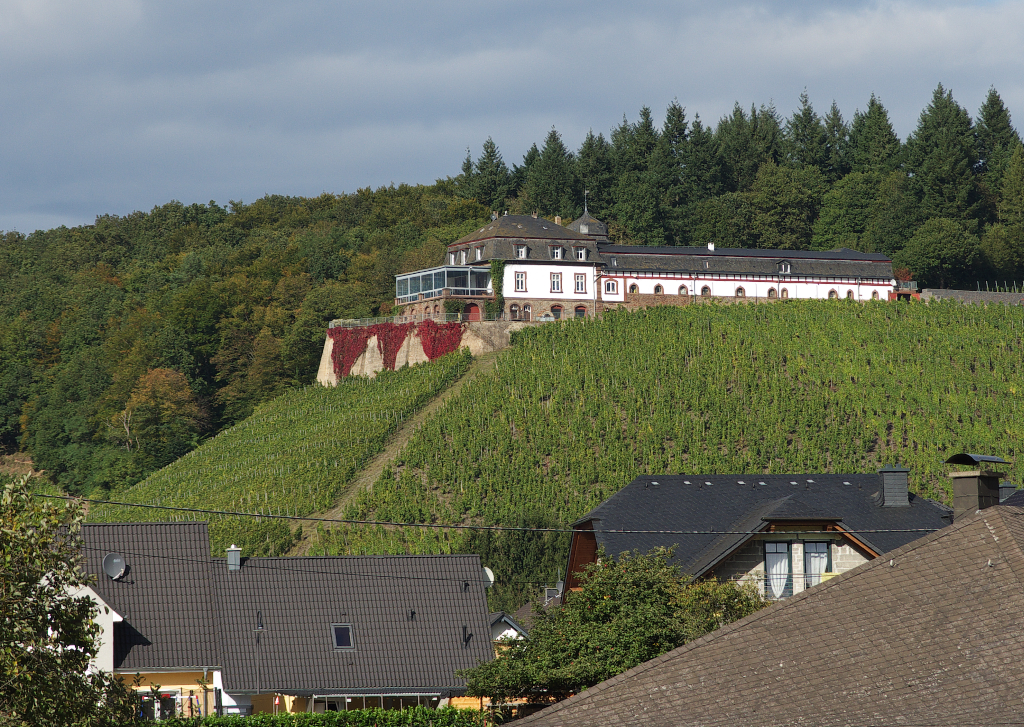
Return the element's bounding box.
[598,245,893,279]
[452,215,592,246]
[81,523,220,671]
[1001,488,1024,506]
[566,212,609,239]
[522,505,1024,727]
[575,474,951,576]
[212,555,494,696]
[489,611,528,638]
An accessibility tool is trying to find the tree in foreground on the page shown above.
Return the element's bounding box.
[459,547,768,704]
[0,475,139,726]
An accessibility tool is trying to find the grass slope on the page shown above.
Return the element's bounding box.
[310,301,1024,611]
[88,349,472,555]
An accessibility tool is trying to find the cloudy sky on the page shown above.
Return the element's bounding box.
[2,0,1022,233]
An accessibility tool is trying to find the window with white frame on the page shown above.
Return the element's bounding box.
[550,246,563,260]
[803,542,831,587]
[332,624,354,650]
[460,249,468,265]
[514,272,526,292]
[764,542,791,599]
[575,273,586,293]
[515,245,527,259]
[575,247,587,261]
[448,252,456,265]
[605,280,617,294]
[550,273,562,293]
[779,261,791,274]
[475,247,483,261]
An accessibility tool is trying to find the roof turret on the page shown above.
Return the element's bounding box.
[566,211,608,240]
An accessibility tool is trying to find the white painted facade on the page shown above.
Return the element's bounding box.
[600,271,892,302]
[504,263,600,304]
[68,584,122,674]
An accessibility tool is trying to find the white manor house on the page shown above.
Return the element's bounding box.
[394,213,908,321]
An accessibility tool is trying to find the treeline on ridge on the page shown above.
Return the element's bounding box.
[457,84,1024,290]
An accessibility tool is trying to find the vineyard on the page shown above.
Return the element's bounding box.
[306,300,1024,611]
[87,350,472,556]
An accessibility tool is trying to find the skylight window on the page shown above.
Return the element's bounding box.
[332,624,354,650]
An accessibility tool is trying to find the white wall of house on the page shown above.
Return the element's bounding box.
[504,264,599,302]
[67,584,122,674]
[601,273,893,301]
[214,671,252,714]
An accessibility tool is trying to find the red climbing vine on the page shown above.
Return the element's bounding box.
[374,322,414,371]
[327,326,373,377]
[417,320,465,360]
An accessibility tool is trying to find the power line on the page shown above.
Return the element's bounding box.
[37,493,942,537]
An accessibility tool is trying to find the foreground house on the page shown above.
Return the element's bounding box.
[81,523,493,716]
[394,213,902,321]
[565,466,951,599]
[523,502,1024,726]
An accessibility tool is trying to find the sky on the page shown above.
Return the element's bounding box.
[1,0,1023,233]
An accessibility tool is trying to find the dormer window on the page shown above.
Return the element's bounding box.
[475,247,483,261]
[550,246,563,260]
[515,245,528,259]
[778,261,791,274]
[580,223,589,234]
[449,252,456,265]
[610,257,617,267]
[575,247,587,261]
[332,624,354,650]
[460,249,468,265]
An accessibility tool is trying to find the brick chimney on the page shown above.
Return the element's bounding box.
[946,453,1010,520]
[877,464,910,507]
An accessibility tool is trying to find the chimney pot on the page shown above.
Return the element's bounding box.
[708,242,715,251]
[555,215,562,225]
[877,464,910,507]
[227,544,241,572]
[950,470,1003,520]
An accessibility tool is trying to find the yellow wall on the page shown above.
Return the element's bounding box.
[252,694,307,714]
[450,696,485,711]
[119,672,215,718]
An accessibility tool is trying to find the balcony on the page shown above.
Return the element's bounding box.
[395,266,492,304]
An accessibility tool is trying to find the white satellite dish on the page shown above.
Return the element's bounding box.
[482,567,495,589]
[102,553,126,580]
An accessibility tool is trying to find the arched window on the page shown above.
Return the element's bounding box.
[551,305,563,320]
[509,304,520,320]
[678,285,688,296]
[767,288,777,299]
[871,290,879,300]
[523,304,532,321]
[574,306,587,318]
[629,283,639,294]
[701,285,711,297]
[434,304,440,315]
[846,290,854,300]
[781,288,789,299]
[605,280,617,294]
[735,287,745,298]
[828,289,839,299]
[654,284,664,294]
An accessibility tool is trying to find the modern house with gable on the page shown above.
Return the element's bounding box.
[80,523,494,717]
[394,212,904,321]
[564,466,952,599]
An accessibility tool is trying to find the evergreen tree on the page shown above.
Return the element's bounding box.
[823,101,851,181]
[610,108,668,244]
[658,101,690,244]
[893,217,980,288]
[473,138,512,212]
[848,94,901,174]
[785,91,827,173]
[999,144,1024,228]
[903,84,982,224]
[748,161,826,250]
[976,87,1023,207]
[456,148,476,199]
[678,114,724,243]
[864,171,919,258]
[511,143,540,198]
[811,171,880,251]
[526,128,577,218]
[574,131,614,220]
[715,103,784,192]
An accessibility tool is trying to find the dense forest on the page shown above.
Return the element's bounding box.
[3,83,1023,500]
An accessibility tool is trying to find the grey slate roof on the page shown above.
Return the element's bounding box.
[81,522,220,671]
[212,555,494,696]
[453,215,592,246]
[566,212,609,240]
[523,505,1024,727]
[575,474,951,577]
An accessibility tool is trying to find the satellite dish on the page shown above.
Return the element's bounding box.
[482,567,495,589]
[102,553,126,580]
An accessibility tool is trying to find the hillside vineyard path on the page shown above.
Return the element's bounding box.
[287,351,500,555]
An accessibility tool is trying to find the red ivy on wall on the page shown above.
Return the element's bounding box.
[374,322,414,371]
[328,320,465,377]
[417,320,465,360]
[327,326,373,377]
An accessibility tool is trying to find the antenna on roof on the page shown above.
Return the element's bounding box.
[584,189,589,214]
[102,553,126,580]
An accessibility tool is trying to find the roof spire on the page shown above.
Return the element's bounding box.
[584,189,589,214]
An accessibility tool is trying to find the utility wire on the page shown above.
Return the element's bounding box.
[37,493,942,536]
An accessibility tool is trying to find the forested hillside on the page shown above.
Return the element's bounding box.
[3,82,1023,505]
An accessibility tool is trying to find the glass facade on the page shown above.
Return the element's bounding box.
[395,266,491,303]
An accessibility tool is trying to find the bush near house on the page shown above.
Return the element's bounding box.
[134,706,488,727]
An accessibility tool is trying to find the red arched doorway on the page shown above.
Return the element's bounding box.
[464,303,481,321]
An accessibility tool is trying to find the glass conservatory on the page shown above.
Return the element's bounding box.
[395,266,491,304]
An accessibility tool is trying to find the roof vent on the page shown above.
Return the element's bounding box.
[877,464,910,507]
[227,544,241,572]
